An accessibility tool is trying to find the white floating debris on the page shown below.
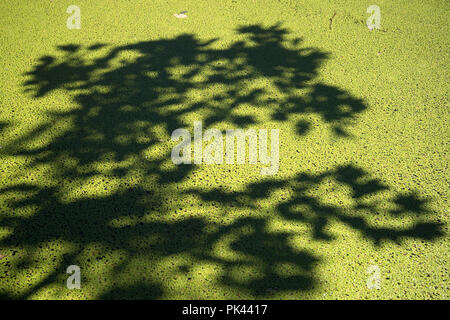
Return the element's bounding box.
[174,11,188,19]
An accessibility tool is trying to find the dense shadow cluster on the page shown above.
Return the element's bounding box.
[0,24,443,299]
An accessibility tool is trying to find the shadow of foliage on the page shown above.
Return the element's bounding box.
[186,165,443,245]
[0,24,444,299]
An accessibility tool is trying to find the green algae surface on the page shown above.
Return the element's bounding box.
[0,0,448,299]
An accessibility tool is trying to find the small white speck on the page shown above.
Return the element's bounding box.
[174,13,188,19]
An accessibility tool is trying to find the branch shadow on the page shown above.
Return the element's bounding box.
[0,23,444,299]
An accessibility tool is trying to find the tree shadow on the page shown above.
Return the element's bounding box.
[186,165,443,246]
[0,23,444,299]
